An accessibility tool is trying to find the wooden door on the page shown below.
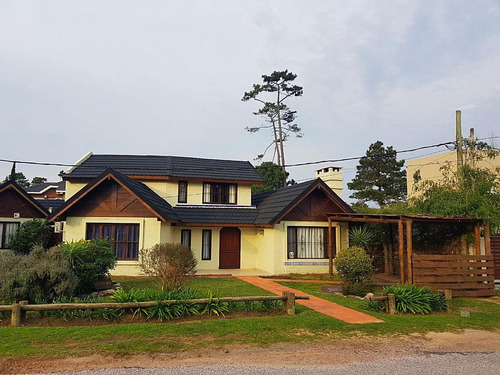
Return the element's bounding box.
[219,227,241,269]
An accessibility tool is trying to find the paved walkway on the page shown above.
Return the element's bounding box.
[237,276,383,324]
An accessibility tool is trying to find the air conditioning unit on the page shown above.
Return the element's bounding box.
[54,221,65,233]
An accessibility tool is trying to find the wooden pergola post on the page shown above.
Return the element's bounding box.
[328,217,333,276]
[406,220,413,284]
[474,224,481,255]
[484,222,491,256]
[398,219,405,284]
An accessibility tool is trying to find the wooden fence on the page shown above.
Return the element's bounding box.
[0,292,309,327]
[412,254,495,297]
[492,235,500,279]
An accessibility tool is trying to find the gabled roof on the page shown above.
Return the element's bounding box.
[38,199,65,213]
[174,207,259,225]
[50,169,178,222]
[252,178,354,225]
[0,180,49,216]
[25,181,65,194]
[65,154,265,183]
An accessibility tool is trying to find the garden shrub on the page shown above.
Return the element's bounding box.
[8,219,52,254]
[335,246,374,284]
[139,243,197,290]
[384,284,446,314]
[341,282,374,297]
[0,246,78,303]
[61,239,117,294]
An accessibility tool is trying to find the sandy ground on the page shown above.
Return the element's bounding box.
[1,329,499,374]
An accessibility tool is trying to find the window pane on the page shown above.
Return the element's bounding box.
[202,230,211,260]
[181,229,191,248]
[102,225,113,240]
[288,227,329,259]
[203,183,211,203]
[4,223,19,247]
[86,223,139,261]
[178,181,187,203]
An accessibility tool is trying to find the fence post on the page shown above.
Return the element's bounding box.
[282,291,295,315]
[11,303,21,327]
[444,290,452,312]
[19,301,28,321]
[387,294,396,315]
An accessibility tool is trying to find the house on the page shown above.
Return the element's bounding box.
[25,181,65,201]
[50,153,353,275]
[406,150,500,198]
[0,180,49,250]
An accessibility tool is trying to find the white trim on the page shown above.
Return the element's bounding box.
[65,151,93,174]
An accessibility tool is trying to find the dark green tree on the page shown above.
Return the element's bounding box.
[31,176,47,185]
[3,172,30,188]
[242,70,303,183]
[252,162,289,193]
[348,141,407,207]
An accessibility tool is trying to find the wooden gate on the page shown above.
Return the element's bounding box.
[412,254,495,297]
[492,236,500,279]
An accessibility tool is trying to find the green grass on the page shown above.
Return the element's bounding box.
[0,277,499,360]
[114,276,275,297]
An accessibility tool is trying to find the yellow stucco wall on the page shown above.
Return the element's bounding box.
[406,151,500,198]
[64,182,88,200]
[64,216,163,276]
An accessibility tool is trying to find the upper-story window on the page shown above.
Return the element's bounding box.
[178,181,188,203]
[203,183,237,204]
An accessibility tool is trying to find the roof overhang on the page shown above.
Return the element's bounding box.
[326,213,485,224]
[0,182,49,217]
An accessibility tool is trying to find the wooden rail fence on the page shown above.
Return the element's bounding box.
[0,292,309,326]
[412,254,495,297]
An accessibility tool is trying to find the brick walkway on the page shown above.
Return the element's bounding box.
[237,276,384,324]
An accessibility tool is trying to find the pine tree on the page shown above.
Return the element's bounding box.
[348,141,407,207]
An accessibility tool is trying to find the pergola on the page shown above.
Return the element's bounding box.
[326,213,492,284]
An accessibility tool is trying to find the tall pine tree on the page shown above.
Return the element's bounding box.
[348,141,406,207]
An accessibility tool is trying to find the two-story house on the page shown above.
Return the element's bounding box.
[50,153,353,275]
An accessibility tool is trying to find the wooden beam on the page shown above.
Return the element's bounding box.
[474,224,481,255]
[326,216,400,224]
[406,219,413,284]
[328,218,333,276]
[484,222,491,256]
[398,220,405,284]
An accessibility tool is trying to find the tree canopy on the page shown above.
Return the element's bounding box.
[252,162,289,194]
[348,141,407,207]
[242,70,303,183]
[2,172,30,188]
[31,176,47,185]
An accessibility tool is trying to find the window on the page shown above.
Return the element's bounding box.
[178,181,188,203]
[203,183,237,204]
[202,230,212,260]
[181,229,191,248]
[0,222,20,249]
[86,223,139,260]
[287,227,335,259]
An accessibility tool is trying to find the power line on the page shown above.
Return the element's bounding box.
[0,136,498,171]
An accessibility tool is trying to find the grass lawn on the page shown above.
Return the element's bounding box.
[1,277,499,360]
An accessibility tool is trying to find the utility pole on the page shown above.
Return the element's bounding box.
[469,127,476,168]
[456,110,464,186]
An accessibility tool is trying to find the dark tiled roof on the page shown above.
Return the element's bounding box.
[51,169,178,222]
[252,179,353,225]
[174,207,259,224]
[25,181,65,193]
[252,180,319,224]
[66,154,265,183]
[37,199,65,213]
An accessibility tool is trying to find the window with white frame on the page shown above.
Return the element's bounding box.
[287,226,335,259]
[0,222,20,249]
[202,230,212,260]
[202,183,237,204]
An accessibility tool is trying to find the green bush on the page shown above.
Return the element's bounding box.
[61,239,117,294]
[8,219,52,254]
[139,243,197,290]
[0,247,78,303]
[341,282,374,297]
[384,284,446,314]
[334,246,374,284]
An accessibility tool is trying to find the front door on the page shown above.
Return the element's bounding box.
[219,227,241,269]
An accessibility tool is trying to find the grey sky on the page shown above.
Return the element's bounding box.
[1,1,499,201]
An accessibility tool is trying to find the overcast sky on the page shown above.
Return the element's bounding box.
[1,1,499,201]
